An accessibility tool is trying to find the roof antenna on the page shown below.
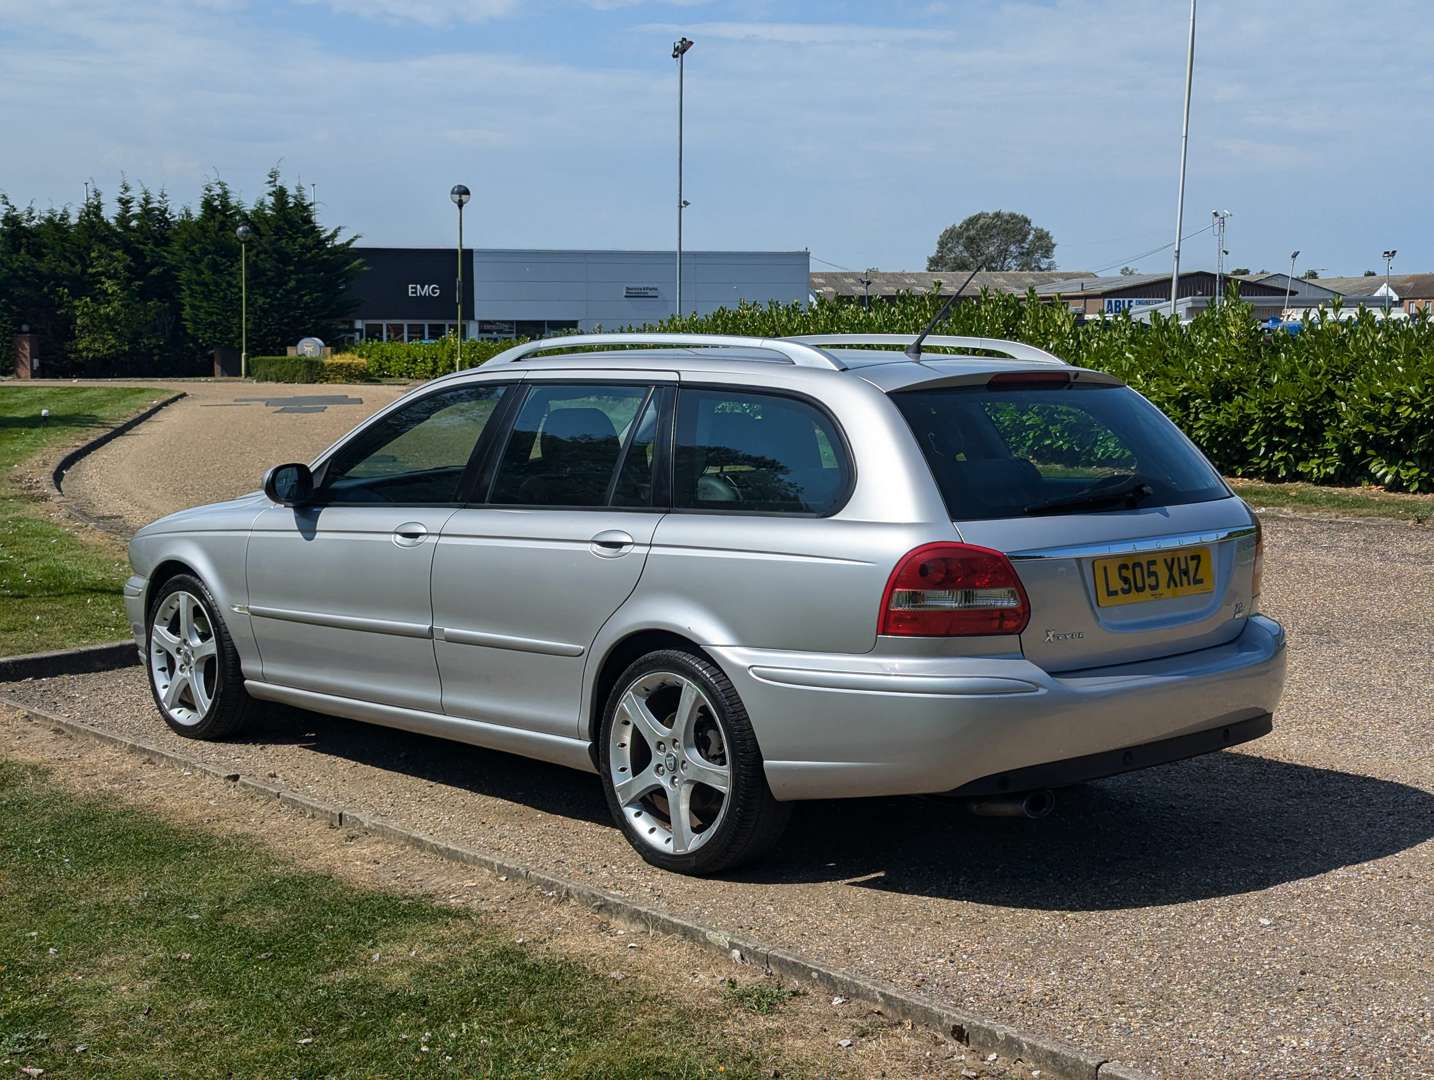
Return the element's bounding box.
[906,265,983,361]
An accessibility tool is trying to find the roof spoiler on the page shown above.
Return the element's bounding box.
[783,335,1068,366]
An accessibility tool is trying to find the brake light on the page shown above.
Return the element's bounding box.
[880,543,1031,637]
[987,371,1072,389]
[1251,516,1264,601]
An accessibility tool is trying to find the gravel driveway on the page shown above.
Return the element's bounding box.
[4,514,1431,1079]
[56,380,408,533]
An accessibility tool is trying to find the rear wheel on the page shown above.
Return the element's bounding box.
[146,574,257,740]
[599,649,789,875]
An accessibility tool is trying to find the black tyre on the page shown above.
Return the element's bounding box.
[599,648,790,874]
[145,573,257,740]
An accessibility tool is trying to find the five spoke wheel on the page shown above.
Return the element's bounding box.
[608,670,731,855]
[149,590,219,726]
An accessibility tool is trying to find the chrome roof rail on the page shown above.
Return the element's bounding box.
[783,334,1069,366]
[483,333,847,370]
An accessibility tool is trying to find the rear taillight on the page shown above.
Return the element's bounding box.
[880,543,1031,637]
[1251,517,1264,601]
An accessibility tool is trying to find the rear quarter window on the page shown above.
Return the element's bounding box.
[674,388,851,515]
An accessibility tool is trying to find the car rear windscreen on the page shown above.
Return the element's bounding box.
[893,383,1230,521]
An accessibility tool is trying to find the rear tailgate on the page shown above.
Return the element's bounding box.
[957,500,1259,672]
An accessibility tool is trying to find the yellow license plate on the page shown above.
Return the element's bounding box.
[1092,546,1214,608]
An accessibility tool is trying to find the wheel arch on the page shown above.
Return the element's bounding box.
[585,628,716,766]
[145,558,202,616]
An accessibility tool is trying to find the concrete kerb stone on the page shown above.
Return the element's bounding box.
[1096,1062,1162,1080]
[0,692,1158,1080]
[48,391,187,538]
[0,641,140,681]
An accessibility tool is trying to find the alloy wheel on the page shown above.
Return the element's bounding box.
[608,670,731,855]
[149,590,219,726]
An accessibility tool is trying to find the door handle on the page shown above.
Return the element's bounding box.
[393,522,428,547]
[590,529,635,557]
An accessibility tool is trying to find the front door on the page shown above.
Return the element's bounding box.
[247,382,510,713]
[432,380,668,740]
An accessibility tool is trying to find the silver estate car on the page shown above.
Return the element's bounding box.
[125,333,1287,874]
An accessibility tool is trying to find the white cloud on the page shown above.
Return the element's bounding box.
[299,0,518,26]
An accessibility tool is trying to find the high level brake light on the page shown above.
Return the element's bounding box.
[880,543,1031,637]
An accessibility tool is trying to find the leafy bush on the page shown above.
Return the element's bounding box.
[344,295,1434,492]
[352,337,519,381]
[249,355,323,383]
[250,353,378,383]
[320,353,371,384]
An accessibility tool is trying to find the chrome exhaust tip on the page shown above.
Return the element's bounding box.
[966,788,1056,819]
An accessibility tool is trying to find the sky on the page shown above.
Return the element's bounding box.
[2,0,1430,278]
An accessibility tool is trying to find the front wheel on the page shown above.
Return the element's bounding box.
[599,649,790,875]
[146,573,257,740]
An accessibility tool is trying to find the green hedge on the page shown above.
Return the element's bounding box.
[351,338,519,381]
[250,356,324,382]
[250,354,373,384]
[347,294,1434,492]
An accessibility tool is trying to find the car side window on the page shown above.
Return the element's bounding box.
[611,392,663,508]
[489,383,651,507]
[317,384,506,505]
[674,389,851,515]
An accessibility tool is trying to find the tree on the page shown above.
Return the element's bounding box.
[928,211,1056,272]
[1119,266,1138,276]
[243,169,363,353]
[1364,269,1377,276]
[1230,267,1251,276]
[173,180,246,355]
[1302,269,1320,280]
[71,245,164,367]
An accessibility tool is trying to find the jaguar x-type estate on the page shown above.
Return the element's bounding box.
[126,332,1287,874]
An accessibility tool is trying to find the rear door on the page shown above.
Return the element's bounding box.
[893,378,1259,672]
[431,377,671,740]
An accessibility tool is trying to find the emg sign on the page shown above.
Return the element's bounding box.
[343,248,473,318]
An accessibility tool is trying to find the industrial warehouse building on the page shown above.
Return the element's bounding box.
[345,247,810,342]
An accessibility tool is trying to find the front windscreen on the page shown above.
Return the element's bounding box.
[893,383,1229,521]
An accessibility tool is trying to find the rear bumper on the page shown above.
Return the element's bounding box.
[711,614,1286,801]
[945,710,1272,797]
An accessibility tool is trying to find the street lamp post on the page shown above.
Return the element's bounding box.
[1169,0,1197,316]
[1282,249,1300,320]
[673,36,693,319]
[1382,249,1397,315]
[450,184,471,371]
[1211,210,1230,304]
[236,223,252,378]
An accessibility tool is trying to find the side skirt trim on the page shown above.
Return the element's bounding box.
[244,680,597,774]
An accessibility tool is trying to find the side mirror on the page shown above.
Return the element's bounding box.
[263,462,314,506]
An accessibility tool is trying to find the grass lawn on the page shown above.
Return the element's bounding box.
[1227,477,1434,525]
[0,386,162,655]
[0,759,789,1079]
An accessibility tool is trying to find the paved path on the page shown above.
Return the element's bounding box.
[5,515,1432,1079]
[56,380,408,533]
